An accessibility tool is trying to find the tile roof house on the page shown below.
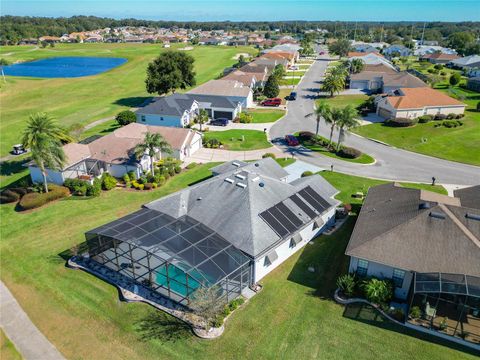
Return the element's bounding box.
[421,53,460,64]
[350,69,427,93]
[83,158,340,306]
[222,70,262,88]
[449,55,480,78]
[187,79,254,108]
[375,87,466,119]
[346,183,480,300]
[28,123,202,185]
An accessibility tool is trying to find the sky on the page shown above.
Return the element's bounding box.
[1,0,479,22]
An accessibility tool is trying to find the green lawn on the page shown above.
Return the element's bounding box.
[203,130,271,150]
[0,43,256,156]
[249,109,285,123]
[275,157,296,167]
[1,164,473,360]
[352,86,480,166]
[279,77,301,86]
[317,94,369,109]
[0,329,22,360]
[303,143,375,164]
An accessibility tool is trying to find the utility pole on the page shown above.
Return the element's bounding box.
[420,22,426,45]
[353,22,358,42]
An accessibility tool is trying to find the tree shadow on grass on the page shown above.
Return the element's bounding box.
[0,157,31,176]
[343,303,480,356]
[135,311,192,342]
[114,97,153,108]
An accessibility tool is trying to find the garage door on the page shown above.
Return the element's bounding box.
[213,111,233,120]
[378,108,392,119]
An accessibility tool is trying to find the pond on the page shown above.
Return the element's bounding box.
[1,56,127,78]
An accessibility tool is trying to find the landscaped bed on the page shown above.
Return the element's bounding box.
[203,130,271,150]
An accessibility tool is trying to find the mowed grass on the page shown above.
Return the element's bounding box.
[0,329,22,360]
[301,143,375,164]
[317,94,369,109]
[249,109,285,123]
[352,86,480,166]
[203,129,271,150]
[0,43,256,156]
[0,164,473,360]
[279,77,301,86]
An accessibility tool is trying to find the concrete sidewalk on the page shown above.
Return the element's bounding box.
[0,281,65,360]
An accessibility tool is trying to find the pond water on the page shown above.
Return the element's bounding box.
[2,56,127,78]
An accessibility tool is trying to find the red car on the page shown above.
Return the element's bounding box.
[262,98,282,107]
[285,135,299,146]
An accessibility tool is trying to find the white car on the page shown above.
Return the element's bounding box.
[289,65,299,70]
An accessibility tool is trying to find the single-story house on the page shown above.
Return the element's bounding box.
[222,70,261,88]
[420,53,460,64]
[467,77,480,92]
[239,62,271,77]
[136,93,242,126]
[351,43,382,54]
[348,51,384,58]
[28,123,202,185]
[350,70,426,93]
[414,46,457,56]
[375,87,466,119]
[187,80,254,108]
[253,57,288,71]
[348,53,397,71]
[345,183,480,346]
[83,158,339,306]
[449,55,480,77]
[260,51,298,66]
[262,43,301,54]
[382,44,412,57]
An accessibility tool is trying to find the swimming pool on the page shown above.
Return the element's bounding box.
[1,56,127,78]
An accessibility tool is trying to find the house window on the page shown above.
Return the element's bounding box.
[392,269,405,288]
[357,259,369,277]
[141,115,146,122]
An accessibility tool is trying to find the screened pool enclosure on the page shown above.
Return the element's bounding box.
[85,208,252,306]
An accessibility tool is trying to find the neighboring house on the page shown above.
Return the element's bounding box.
[253,57,287,71]
[348,51,384,58]
[346,183,480,299]
[263,43,301,54]
[414,45,457,56]
[420,53,460,64]
[28,123,202,185]
[260,51,298,66]
[348,53,397,71]
[449,55,480,77]
[39,36,61,43]
[239,62,271,77]
[222,70,261,88]
[350,70,426,93]
[351,43,380,54]
[136,93,242,125]
[376,87,466,119]
[83,158,340,306]
[383,44,412,57]
[187,80,254,108]
[467,77,480,92]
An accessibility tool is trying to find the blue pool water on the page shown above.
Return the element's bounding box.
[156,264,205,297]
[2,56,127,78]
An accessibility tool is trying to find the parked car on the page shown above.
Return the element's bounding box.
[285,135,299,146]
[289,65,299,70]
[319,51,325,55]
[262,98,282,107]
[11,144,27,155]
[210,118,229,126]
[288,92,297,101]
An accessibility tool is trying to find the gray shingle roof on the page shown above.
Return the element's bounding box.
[346,183,480,276]
[454,185,480,210]
[145,159,338,258]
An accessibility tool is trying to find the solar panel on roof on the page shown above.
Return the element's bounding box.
[268,206,297,232]
[289,194,316,219]
[299,188,328,213]
[276,202,303,227]
[304,186,331,210]
[259,210,289,237]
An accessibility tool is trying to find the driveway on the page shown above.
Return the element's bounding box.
[185,147,283,165]
[284,160,324,182]
[269,55,480,186]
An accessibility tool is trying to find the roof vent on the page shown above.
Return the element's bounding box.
[466,213,480,221]
[419,202,430,209]
[259,182,265,188]
[429,211,446,219]
[254,163,260,167]
[236,182,247,189]
[232,161,241,167]
[224,178,234,184]
[235,174,246,180]
[197,197,202,201]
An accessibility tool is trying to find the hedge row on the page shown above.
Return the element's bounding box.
[19,185,70,210]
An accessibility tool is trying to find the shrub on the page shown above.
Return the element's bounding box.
[297,131,315,141]
[418,115,433,123]
[163,172,170,180]
[127,171,136,181]
[152,182,158,188]
[337,147,362,159]
[222,305,231,317]
[154,174,166,185]
[440,71,447,76]
[137,184,144,190]
[389,308,405,322]
[10,187,28,197]
[64,178,89,196]
[477,101,480,112]
[0,189,21,204]
[204,138,222,149]
[122,174,130,183]
[446,113,456,119]
[337,273,356,297]
[456,113,465,119]
[174,165,181,174]
[102,173,117,190]
[186,162,197,169]
[362,278,393,305]
[87,178,101,197]
[434,114,447,120]
[262,152,276,159]
[433,64,443,70]
[409,306,421,319]
[385,117,417,127]
[442,120,463,128]
[168,168,175,177]
[301,171,313,177]
[228,297,244,311]
[211,316,223,328]
[19,185,69,210]
[115,110,137,126]
[238,112,253,124]
[449,72,461,86]
[144,183,153,190]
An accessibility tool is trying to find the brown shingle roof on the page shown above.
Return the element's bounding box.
[382,72,427,88]
[422,53,460,60]
[346,183,480,276]
[223,70,259,87]
[386,87,465,109]
[62,143,91,168]
[348,51,384,58]
[187,79,251,97]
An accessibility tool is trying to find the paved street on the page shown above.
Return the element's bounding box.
[269,55,480,186]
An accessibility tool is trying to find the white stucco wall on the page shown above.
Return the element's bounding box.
[348,257,414,300]
[253,207,336,283]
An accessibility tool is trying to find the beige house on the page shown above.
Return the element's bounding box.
[376,87,466,119]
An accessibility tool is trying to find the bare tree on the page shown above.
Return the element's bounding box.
[188,285,224,330]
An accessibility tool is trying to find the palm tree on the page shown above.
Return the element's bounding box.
[21,113,68,193]
[195,109,209,132]
[134,132,172,176]
[349,58,365,74]
[322,72,346,97]
[335,105,360,152]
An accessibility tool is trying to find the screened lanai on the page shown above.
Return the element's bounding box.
[85,208,252,306]
[409,272,480,345]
